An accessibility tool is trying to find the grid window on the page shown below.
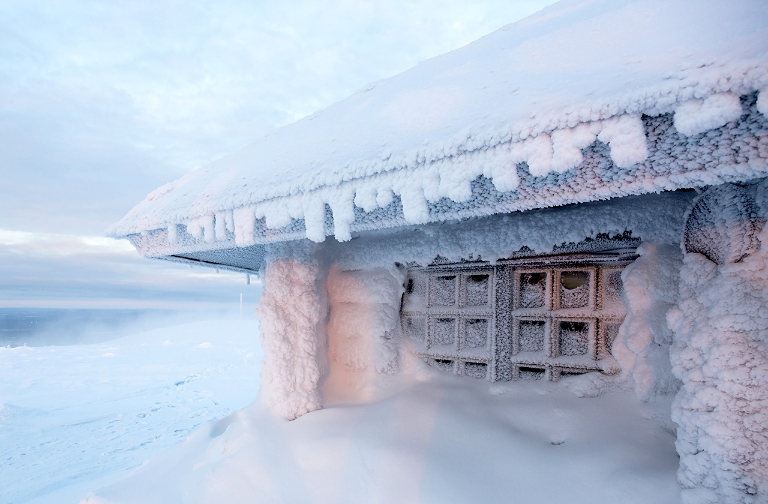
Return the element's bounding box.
[401,254,630,382]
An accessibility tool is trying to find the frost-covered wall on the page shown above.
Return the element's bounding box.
[325,191,693,271]
[668,182,768,503]
[612,243,683,400]
[256,256,327,420]
[326,266,404,375]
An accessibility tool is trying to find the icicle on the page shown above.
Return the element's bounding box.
[674,93,742,137]
[215,212,228,241]
[354,182,378,212]
[246,274,250,285]
[550,122,600,173]
[523,134,553,176]
[376,186,394,208]
[261,200,292,229]
[597,114,648,168]
[201,215,215,243]
[187,218,203,239]
[757,88,768,116]
[399,183,429,224]
[302,194,326,243]
[487,144,520,193]
[233,207,256,247]
[328,187,356,242]
[167,224,178,244]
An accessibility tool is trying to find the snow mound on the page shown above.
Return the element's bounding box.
[80,374,682,504]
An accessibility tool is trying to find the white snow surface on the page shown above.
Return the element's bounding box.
[108,0,768,243]
[0,319,262,504]
[80,367,682,504]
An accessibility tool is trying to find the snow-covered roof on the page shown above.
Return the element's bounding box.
[110,0,768,252]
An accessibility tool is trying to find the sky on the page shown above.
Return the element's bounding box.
[0,0,556,309]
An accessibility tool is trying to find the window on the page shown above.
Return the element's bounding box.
[401,252,631,381]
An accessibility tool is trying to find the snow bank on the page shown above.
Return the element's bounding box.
[668,182,768,503]
[109,0,768,248]
[80,375,682,504]
[612,243,683,400]
[257,258,326,419]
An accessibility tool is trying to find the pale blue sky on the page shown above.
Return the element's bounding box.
[0,0,555,308]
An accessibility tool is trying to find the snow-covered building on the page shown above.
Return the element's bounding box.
[109,0,768,501]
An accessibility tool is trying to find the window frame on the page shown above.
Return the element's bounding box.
[401,249,635,382]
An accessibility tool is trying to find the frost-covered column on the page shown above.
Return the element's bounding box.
[612,242,682,400]
[668,183,768,503]
[326,266,404,375]
[256,252,327,420]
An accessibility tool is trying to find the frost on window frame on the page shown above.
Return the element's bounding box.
[400,251,632,382]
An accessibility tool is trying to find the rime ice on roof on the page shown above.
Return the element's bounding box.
[109,0,768,251]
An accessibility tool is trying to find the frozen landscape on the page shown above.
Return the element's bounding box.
[0,317,262,504]
[83,365,682,504]
[2,0,767,502]
[0,317,683,504]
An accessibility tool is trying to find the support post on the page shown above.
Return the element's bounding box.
[256,257,326,420]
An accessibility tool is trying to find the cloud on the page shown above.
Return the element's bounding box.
[0,228,260,308]
[0,0,554,306]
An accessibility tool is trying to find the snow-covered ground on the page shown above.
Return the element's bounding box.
[1,316,684,504]
[82,360,682,504]
[0,319,262,504]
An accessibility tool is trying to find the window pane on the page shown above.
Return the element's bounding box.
[464,361,488,379]
[559,271,590,309]
[403,317,426,345]
[602,269,624,311]
[519,272,547,308]
[559,321,589,356]
[432,318,456,347]
[518,320,545,353]
[432,358,453,372]
[518,366,545,381]
[603,321,621,353]
[432,276,457,306]
[465,274,489,306]
[465,318,489,348]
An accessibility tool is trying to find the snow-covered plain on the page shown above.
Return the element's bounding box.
[81,362,683,504]
[0,319,262,504]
